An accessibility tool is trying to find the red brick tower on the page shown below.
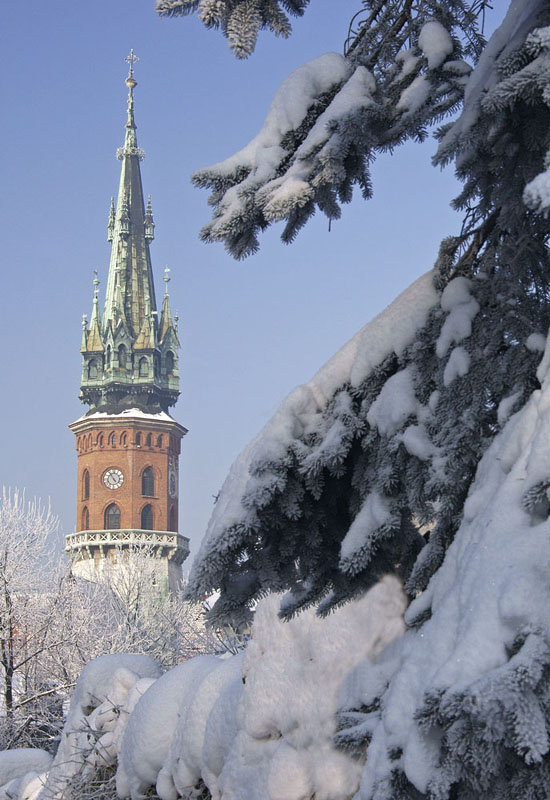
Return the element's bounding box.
[66,52,189,591]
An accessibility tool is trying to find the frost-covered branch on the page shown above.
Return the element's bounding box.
[186,0,550,628]
[164,0,490,257]
[155,0,309,58]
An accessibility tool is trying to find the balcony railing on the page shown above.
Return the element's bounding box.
[65,529,190,564]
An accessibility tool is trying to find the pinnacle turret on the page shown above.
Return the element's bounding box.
[144,196,155,243]
[107,198,115,242]
[159,267,178,345]
[79,52,180,414]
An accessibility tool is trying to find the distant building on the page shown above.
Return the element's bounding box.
[66,52,189,592]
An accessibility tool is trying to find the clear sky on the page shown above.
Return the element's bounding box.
[1,0,508,564]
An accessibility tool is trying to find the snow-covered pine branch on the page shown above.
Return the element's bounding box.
[155,0,308,59]
[179,0,488,258]
[185,0,550,628]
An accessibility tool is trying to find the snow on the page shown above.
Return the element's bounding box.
[436,277,479,357]
[40,654,162,798]
[437,0,545,159]
[198,53,351,182]
[262,65,376,220]
[5,577,405,800]
[216,578,405,800]
[0,772,47,800]
[396,75,430,116]
[524,162,550,214]
[339,493,392,568]
[157,654,244,799]
[366,367,422,436]
[418,21,454,70]
[76,407,176,423]
[116,655,220,800]
[526,332,547,352]
[442,345,470,386]
[400,423,438,460]
[337,349,550,797]
[394,49,420,80]
[497,390,522,425]
[0,752,51,790]
[201,677,244,798]
[189,271,438,590]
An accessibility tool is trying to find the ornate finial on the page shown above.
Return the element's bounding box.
[125,49,139,80]
[117,50,145,159]
[93,270,100,299]
[144,196,155,242]
[164,267,171,296]
[82,313,88,329]
[124,50,139,133]
[107,197,116,242]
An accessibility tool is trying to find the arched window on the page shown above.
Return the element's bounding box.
[87,433,92,449]
[120,432,127,447]
[141,504,153,531]
[157,435,163,448]
[88,359,100,379]
[82,470,90,500]
[138,357,149,377]
[135,432,142,447]
[146,433,152,448]
[109,432,117,447]
[142,467,154,497]
[82,506,89,531]
[97,433,104,448]
[105,504,120,530]
[118,344,127,369]
[166,351,175,374]
[169,506,177,532]
[106,345,112,369]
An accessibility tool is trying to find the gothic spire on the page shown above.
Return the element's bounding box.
[102,50,156,339]
[78,52,180,414]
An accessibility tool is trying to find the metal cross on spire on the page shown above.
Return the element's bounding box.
[125,49,139,79]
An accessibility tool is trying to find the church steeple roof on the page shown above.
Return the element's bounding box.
[158,268,178,344]
[103,51,156,338]
[86,273,104,352]
[79,52,180,415]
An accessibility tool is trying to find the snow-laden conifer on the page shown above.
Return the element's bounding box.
[185,0,550,628]
[173,0,488,258]
[155,0,303,58]
[172,0,550,795]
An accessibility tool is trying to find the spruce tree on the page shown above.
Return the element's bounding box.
[165,1,550,796]
[175,0,550,622]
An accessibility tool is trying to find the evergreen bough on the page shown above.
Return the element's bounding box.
[165,1,550,797]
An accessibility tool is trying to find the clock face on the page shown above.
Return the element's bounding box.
[169,470,177,498]
[104,468,124,490]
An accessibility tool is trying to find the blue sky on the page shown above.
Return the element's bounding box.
[0,0,507,562]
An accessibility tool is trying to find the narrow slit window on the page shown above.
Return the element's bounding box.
[142,467,155,497]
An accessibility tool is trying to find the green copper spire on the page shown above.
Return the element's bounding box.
[103,52,154,337]
[79,52,180,414]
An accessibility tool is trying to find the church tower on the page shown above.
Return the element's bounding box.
[65,52,189,591]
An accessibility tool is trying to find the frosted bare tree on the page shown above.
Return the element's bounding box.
[0,487,61,750]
